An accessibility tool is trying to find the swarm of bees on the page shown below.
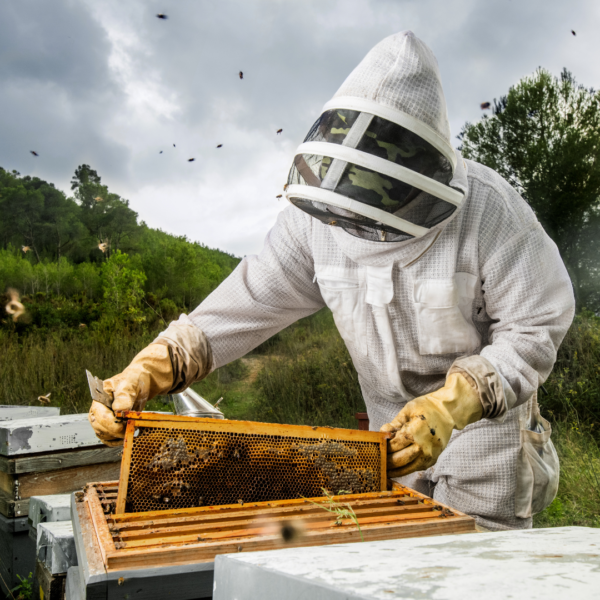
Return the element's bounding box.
[5,288,25,322]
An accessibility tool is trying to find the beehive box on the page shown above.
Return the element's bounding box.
[116,412,388,514]
[72,480,476,599]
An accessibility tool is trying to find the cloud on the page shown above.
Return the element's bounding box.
[1,0,598,255]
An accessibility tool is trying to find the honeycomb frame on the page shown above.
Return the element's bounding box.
[115,411,388,514]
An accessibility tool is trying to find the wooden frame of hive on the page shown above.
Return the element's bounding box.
[115,412,389,514]
[76,480,477,572]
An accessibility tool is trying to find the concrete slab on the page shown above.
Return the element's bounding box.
[37,521,78,575]
[213,526,600,600]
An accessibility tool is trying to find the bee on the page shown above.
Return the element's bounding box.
[480,102,491,110]
[239,71,244,79]
[276,129,283,134]
[216,144,223,148]
[5,289,25,322]
[38,393,51,405]
[30,151,39,156]
[188,158,195,162]
[21,246,30,253]
[156,14,168,20]
[276,194,282,199]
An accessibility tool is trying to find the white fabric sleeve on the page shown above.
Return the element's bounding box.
[179,207,325,370]
[476,222,575,415]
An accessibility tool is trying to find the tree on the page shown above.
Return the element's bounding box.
[71,165,139,257]
[459,69,600,309]
[101,251,147,323]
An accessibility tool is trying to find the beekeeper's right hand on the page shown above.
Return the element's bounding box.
[87,322,213,446]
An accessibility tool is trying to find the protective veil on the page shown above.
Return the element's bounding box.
[159,32,574,530]
[286,36,463,243]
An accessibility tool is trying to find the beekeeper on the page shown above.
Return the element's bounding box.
[89,31,575,530]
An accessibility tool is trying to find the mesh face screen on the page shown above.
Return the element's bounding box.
[119,417,385,513]
[287,108,459,242]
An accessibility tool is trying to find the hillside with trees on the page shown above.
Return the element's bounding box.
[0,164,239,332]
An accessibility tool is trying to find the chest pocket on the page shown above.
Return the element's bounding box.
[315,265,367,355]
[414,273,481,355]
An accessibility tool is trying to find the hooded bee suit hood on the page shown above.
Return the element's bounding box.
[158,32,574,530]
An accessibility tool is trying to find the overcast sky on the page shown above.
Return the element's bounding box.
[1,0,599,256]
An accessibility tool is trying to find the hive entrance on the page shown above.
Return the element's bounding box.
[116,412,387,514]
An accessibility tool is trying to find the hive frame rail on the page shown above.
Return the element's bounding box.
[79,480,477,573]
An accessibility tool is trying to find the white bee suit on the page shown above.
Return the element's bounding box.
[164,31,575,530]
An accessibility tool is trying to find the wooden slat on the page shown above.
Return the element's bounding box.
[86,486,117,565]
[119,412,389,445]
[0,487,29,518]
[0,462,122,499]
[104,517,475,570]
[0,445,122,475]
[110,497,424,534]
[112,490,407,524]
[115,420,136,514]
[113,503,435,540]
[114,507,448,549]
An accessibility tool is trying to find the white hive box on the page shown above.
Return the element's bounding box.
[0,414,100,456]
[29,494,72,533]
[37,520,78,575]
[0,406,60,421]
[214,526,600,600]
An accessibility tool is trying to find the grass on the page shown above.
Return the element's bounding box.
[533,419,600,528]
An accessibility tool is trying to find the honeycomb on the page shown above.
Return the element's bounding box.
[122,424,384,513]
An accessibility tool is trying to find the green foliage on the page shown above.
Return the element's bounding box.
[303,489,364,540]
[253,310,366,428]
[534,420,600,528]
[0,325,157,413]
[0,164,239,327]
[459,69,600,308]
[10,572,33,600]
[541,310,600,429]
[101,251,147,323]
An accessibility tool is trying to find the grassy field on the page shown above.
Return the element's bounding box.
[1,308,599,528]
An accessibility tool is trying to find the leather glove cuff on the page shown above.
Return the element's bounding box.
[448,355,515,420]
[153,322,213,394]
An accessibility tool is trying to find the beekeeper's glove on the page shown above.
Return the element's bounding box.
[88,322,212,446]
[381,373,482,477]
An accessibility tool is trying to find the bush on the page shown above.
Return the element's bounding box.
[541,310,600,431]
[253,310,366,428]
[534,420,600,528]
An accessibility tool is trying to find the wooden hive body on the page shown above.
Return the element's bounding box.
[116,412,388,514]
[77,480,477,573]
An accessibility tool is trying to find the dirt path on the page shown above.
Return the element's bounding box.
[240,356,268,383]
[240,355,286,383]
